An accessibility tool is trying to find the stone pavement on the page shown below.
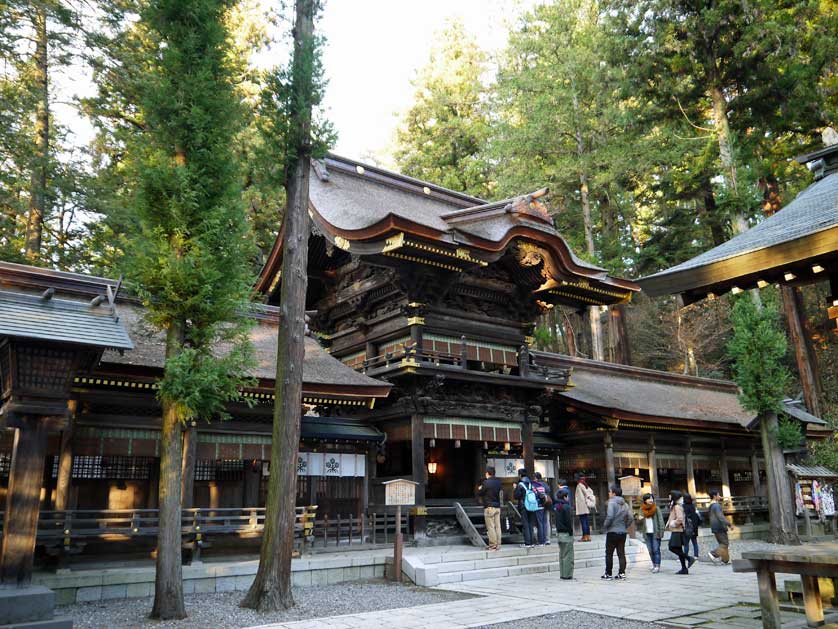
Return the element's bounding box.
[248,560,779,628]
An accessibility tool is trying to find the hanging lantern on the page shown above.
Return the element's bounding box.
[504,442,511,452]
[427,462,438,474]
[429,438,436,448]
[454,440,461,449]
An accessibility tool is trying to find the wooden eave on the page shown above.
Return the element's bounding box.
[638,227,838,303]
[561,399,753,436]
[258,209,639,305]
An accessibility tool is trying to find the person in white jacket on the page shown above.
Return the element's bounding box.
[575,476,595,542]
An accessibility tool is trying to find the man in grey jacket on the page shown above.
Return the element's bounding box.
[601,485,632,580]
[707,489,733,564]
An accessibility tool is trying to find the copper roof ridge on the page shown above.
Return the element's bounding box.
[0,260,119,289]
[531,350,739,392]
[440,188,550,221]
[323,154,485,207]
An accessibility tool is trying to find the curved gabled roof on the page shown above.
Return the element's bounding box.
[256,155,639,303]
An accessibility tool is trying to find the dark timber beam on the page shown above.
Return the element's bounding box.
[0,416,48,585]
[410,415,426,539]
[54,400,77,512]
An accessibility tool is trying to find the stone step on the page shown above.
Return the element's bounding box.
[436,553,653,584]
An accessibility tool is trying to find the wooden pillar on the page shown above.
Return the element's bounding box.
[147,458,160,509]
[781,285,822,417]
[720,441,731,498]
[0,416,48,585]
[244,461,260,508]
[751,451,762,496]
[686,438,696,496]
[522,420,535,476]
[648,436,658,495]
[518,345,530,377]
[604,431,616,488]
[410,415,426,539]
[54,407,75,512]
[180,423,197,510]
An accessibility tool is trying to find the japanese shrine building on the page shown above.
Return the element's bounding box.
[0,155,830,562]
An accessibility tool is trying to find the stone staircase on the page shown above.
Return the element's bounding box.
[403,536,651,586]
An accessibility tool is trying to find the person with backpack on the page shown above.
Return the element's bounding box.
[555,488,574,579]
[637,492,664,573]
[532,471,550,545]
[682,493,702,561]
[575,476,595,542]
[666,490,695,575]
[601,485,632,580]
[514,468,539,548]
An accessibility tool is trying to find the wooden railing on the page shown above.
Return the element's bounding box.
[0,506,409,561]
[360,339,566,382]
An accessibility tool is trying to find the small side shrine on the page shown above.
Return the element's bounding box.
[0,288,133,585]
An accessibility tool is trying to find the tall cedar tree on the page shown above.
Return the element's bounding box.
[242,0,333,611]
[493,0,640,360]
[130,0,256,618]
[728,295,798,544]
[393,18,493,199]
[0,0,88,267]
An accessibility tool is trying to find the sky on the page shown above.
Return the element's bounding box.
[50,1,533,167]
[314,1,530,165]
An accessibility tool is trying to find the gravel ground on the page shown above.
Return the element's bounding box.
[475,610,660,628]
[59,580,473,628]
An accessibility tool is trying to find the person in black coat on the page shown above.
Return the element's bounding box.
[682,493,702,560]
[555,488,574,579]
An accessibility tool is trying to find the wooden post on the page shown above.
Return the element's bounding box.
[720,443,731,498]
[648,436,658,495]
[756,564,782,629]
[522,420,535,476]
[392,504,402,582]
[0,416,48,585]
[244,460,260,508]
[801,575,824,627]
[751,451,762,496]
[781,285,822,417]
[54,403,76,512]
[518,345,530,377]
[147,458,160,509]
[410,415,426,539]
[686,438,696,496]
[181,423,197,510]
[604,431,616,488]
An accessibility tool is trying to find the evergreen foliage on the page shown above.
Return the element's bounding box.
[776,417,804,450]
[394,18,493,199]
[727,295,791,414]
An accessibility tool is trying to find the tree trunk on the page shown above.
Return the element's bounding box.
[700,179,727,246]
[181,423,197,510]
[242,0,315,611]
[24,6,49,262]
[151,320,187,620]
[780,286,821,417]
[608,304,632,365]
[709,84,748,235]
[561,309,577,357]
[759,411,799,545]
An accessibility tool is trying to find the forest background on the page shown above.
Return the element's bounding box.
[2,1,837,426]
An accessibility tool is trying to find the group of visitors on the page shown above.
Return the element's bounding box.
[477,467,734,582]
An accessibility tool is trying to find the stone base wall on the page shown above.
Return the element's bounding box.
[35,554,388,605]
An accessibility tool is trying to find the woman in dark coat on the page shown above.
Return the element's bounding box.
[682,493,702,560]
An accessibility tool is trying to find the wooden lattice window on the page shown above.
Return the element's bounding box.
[195,459,245,482]
[67,455,152,480]
[0,452,10,478]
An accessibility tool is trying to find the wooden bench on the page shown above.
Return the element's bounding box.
[733,543,838,628]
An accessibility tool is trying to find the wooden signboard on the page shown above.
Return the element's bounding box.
[383,479,417,506]
[381,479,417,582]
[619,475,642,497]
